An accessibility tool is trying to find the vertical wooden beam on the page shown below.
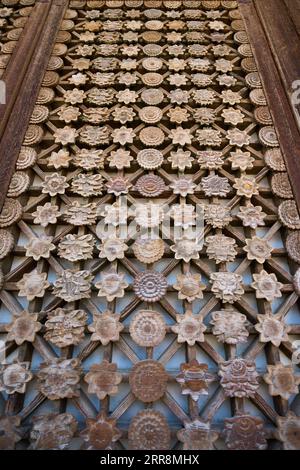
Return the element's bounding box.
[239,0,300,212]
[0,0,68,211]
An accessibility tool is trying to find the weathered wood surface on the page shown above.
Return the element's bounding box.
[239,0,300,212]
[0,0,68,211]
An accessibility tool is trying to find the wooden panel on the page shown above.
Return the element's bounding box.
[0,0,299,452]
[239,0,300,212]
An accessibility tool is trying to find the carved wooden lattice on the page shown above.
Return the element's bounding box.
[0,0,299,451]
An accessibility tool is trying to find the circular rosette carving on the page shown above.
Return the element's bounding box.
[286,231,300,263]
[133,271,168,302]
[141,72,164,87]
[219,358,259,398]
[142,57,163,71]
[16,146,37,169]
[137,148,163,169]
[128,410,170,450]
[139,106,163,124]
[7,171,30,197]
[141,88,164,105]
[139,126,165,146]
[278,200,300,229]
[0,198,23,228]
[129,360,168,402]
[0,229,14,260]
[129,310,166,347]
[264,148,285,171]
[258,126,279,147]
[254,106,273,125]
[135,174,167,197]
[132,237,165,264]
[271,173,293,199]
[224,414,267,450]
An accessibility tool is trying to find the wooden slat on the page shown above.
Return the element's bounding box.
[239,0,300,212]
[0,0,68,211]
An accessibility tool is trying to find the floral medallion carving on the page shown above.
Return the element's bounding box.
[129,360,168,402]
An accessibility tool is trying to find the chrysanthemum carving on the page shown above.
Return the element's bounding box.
[41,173,69,196]
[244,236,273,264]
[264,364,300,400]
[58,234,95,262]
[64,201,97,225]
[210,272,244,304]
[177,419,218,451]
[194,108,217,125]
[251,270,283,302]
[37,358,81,400]
[17,270,49,301]
[30,413,77,450]
[219,358,259,397]
[224,414,267,450]
[211,309,249,345]
[173,272,206,303]
[204,204,232,228]
[196,128,222,147]
[25,236,55,261]
[80,411,122,450]
[71,173,103,197]
[45,308,88,348]
[79,125,110,146]
[84,361,122,400]
[88,310,123,345]
[133,271,168,302]
[197,152,224,171]
[73,148,105,170]
[206,235,237,264]
[176,360,215,401]
[171,310,206,346]
[96,271,128,302]
[0,361,33,394]
[53,269,93,302]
